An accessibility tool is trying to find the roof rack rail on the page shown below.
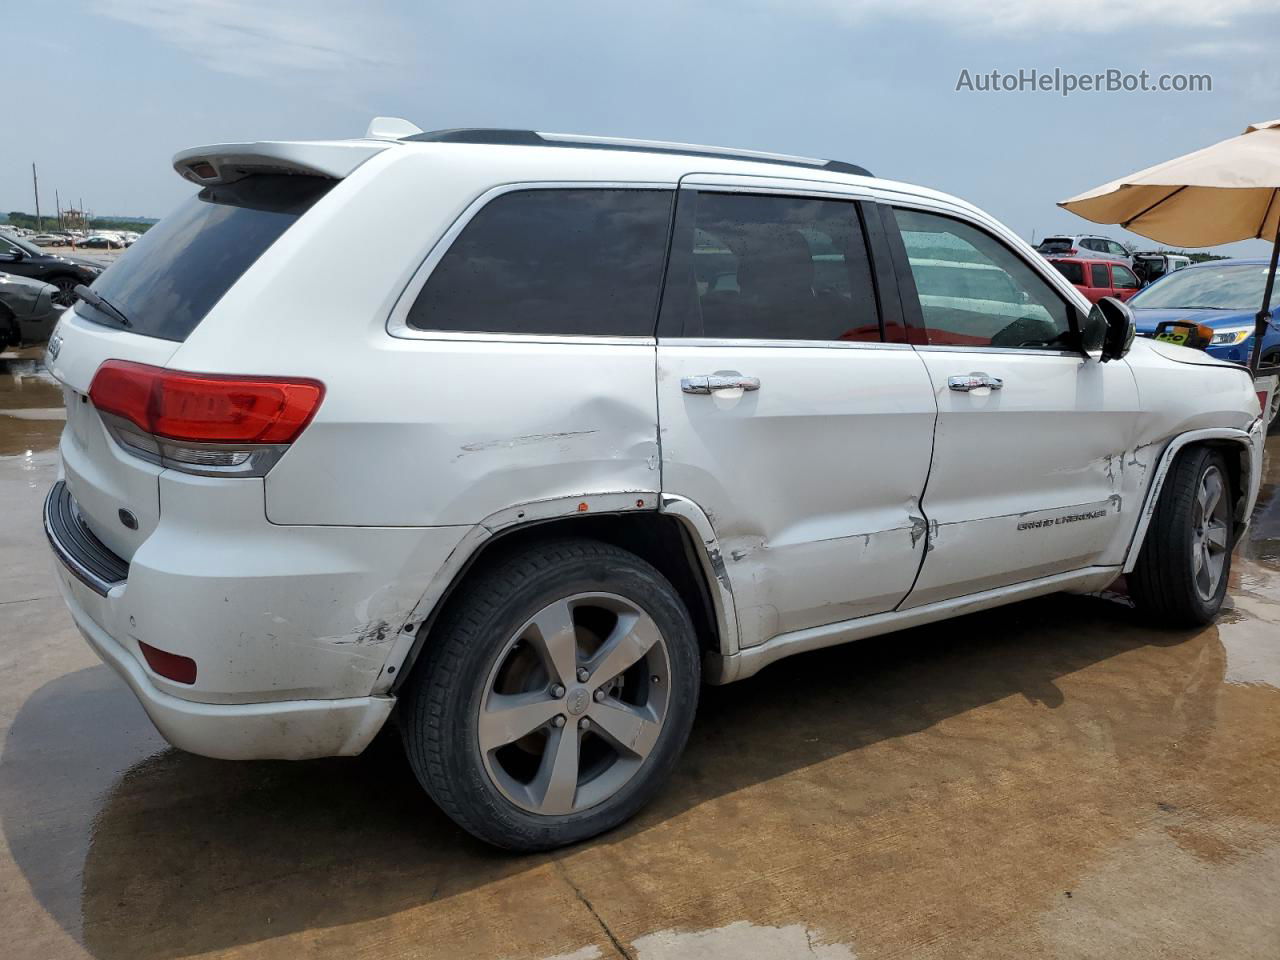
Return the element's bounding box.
[403,128,872,177]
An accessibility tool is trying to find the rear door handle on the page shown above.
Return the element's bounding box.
[681,375,761,395]
[947,373,1003,392]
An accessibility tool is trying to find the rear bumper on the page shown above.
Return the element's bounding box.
[52,563,395,760]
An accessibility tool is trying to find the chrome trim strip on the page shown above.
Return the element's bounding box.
[659,337,909,350]
[913,344,1083,358]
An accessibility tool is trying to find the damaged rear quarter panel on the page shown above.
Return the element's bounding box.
[265,339,660,526]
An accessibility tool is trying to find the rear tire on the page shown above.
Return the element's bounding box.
[400,537,700,851]
[1129,446,1234,627]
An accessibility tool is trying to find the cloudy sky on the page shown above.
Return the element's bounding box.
[4,0,1278,254]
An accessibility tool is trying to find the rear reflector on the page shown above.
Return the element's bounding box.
[89,360,324,444]
[138,641,197,684]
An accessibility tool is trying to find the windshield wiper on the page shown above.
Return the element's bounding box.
[73,284,132,328]
[1174,305,1234,310]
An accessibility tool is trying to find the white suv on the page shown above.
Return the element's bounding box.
[44,119,1266,850]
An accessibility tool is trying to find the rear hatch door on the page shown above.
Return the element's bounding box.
[45,172,339,563]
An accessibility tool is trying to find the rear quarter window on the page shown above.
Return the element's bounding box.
[407,188,673,337]
[1051,260,1084,285]
[83,175,334,342]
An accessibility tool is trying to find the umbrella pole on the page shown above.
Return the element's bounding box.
[1250,219,1280,373]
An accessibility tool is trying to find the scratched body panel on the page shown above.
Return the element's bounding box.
[656,342,937,647]
[264,340,660,526]
[904,350,1142,608]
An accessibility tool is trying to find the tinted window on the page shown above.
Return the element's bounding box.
[1091,263,1110,288]
[1052,260,1084,284]
[895,208,1072,349]
[1107,241,1128,257]
[661,192,880,341]
[1038,238,1074,254]
[1112,265,1139,289]
[83,176,334,342]
[408,189,672,337]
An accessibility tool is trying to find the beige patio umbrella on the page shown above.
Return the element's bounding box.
[1059,119,1280,371]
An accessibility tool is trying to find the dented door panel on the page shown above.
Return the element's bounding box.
[657,342,937,648]
[904,350,1142,608]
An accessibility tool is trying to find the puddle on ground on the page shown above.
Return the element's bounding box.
[0,356,64,456]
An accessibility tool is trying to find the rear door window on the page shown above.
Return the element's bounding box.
[1091,263,1110,288]
[83,175,334,342]
[407,188,673,337]
[659,191,881,341]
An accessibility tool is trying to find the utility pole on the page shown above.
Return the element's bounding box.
[55,189,61,231]
[32,163,42,231]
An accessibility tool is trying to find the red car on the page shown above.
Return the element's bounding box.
[1047,256,1141,303]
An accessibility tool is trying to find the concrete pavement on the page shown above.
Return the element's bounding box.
[2,355,1277,959]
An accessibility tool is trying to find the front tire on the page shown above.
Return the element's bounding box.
[47,276,82,308]
[1129,446,1234,627]
[401,538,700,851]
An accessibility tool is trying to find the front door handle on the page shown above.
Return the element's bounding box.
[681,375,761,395]
[947,373,1003,392]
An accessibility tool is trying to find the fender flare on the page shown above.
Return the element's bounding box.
[374,490,740,694]
[1122,424,1263,573]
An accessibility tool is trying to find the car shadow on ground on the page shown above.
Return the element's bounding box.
[0,592,1213,960]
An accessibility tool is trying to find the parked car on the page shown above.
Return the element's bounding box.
[1047,256,1142,303]
[30,233,64,247]
[1036,234,1133,265]
[0,271,62,346]
[78,235,124,249]
[1133,252,1192,285]
[0,232,104,306]
[43,121,1266,851]
[1128,258,1280,423]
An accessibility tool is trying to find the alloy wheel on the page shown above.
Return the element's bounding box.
[477,592,670,816]
[1191,464,1231,602]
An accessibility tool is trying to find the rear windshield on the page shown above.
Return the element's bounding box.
[1037,238,1074,254]
[1050,260,1084,284]
[81,175,334,341]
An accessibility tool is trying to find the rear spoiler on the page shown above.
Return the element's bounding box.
[172,139,390,187]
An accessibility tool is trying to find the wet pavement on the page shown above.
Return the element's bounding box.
[1,354,1278,960]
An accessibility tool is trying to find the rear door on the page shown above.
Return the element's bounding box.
[884,204,1141,607]
[656,179,937,647]
[1090,262,1114,303]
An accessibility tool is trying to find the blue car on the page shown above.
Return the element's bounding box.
[1128,258,1280,367]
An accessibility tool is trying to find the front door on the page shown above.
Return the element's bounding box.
[656,183,937,648]
[885,205,1142,608]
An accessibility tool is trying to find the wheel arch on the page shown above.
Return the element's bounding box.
[1122,427,1259,573]
[380,492,739,695]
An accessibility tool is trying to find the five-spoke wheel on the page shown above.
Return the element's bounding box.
[1130,445,1235,626]
[401,539,699,850]
[478,593,670,816]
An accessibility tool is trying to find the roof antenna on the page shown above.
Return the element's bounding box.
[365,117,424,141]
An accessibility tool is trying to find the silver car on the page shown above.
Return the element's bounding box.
[0,271,62,346]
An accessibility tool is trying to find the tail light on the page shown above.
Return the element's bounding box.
[88,360,324,477]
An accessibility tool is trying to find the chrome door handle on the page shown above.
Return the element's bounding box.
[947,373,1003,392]
[681,375,761,395]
